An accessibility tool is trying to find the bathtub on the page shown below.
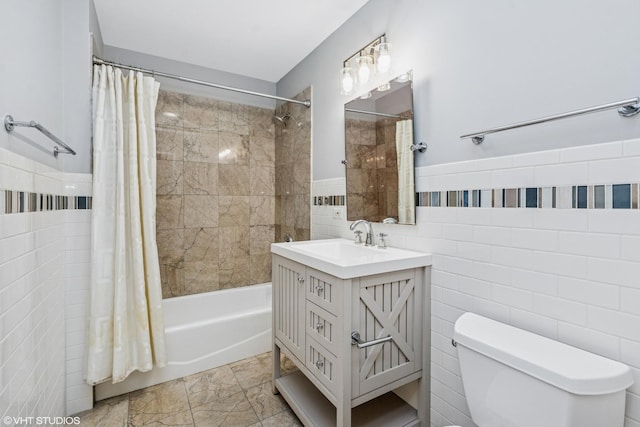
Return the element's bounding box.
[95,282,272,400]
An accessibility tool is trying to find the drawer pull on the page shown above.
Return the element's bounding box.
[315,322,324,332]
[351,331,393,349]
[315,283,324,294]
[314,359,324,369]
[297,275,304,284]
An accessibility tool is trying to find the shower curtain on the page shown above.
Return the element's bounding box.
[395,119,415,224]
[86,65,167,385]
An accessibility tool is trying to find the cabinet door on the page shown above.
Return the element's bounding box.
[272,255,306,362]
[351,269,422,397]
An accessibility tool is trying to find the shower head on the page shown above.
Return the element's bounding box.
[272,112,303,128]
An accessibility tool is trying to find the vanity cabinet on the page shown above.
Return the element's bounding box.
[272,253,430,427]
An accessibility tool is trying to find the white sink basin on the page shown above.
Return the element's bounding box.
[271,238,431,279]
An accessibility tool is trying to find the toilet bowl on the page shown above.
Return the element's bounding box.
[451,312,633,427]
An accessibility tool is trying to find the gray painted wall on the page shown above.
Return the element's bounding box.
[277,0,640,180]
[0,0,92,173]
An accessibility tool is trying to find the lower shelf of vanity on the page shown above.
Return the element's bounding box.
[275,371,420,427]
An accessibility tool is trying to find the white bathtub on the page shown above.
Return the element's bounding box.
[95,282,272,400]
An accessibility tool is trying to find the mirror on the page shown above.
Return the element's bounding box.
[344,72,416,225]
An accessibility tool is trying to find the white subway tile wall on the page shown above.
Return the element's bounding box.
[312,137,640,427]
[0,148,92,421]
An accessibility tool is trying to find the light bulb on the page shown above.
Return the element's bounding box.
[340,67,356,95]
[356,55,373,85]
[375,42,392,75]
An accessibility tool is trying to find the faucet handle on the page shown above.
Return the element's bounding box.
[377,233,388,249]
[353,230,363,244]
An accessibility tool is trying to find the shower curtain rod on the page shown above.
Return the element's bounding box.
[345,108,409,119]
[92,57,311,108]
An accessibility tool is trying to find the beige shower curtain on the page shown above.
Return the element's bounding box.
[396,119,415,224]
[86,65,167,385]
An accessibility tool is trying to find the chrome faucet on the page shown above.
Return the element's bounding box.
[350,219,374,246]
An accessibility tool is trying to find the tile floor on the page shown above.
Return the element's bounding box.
[78,352,302,427]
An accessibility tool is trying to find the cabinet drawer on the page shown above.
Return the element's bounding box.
[306,268,343,315]
[306,302,339,356]
[306,335,339,396]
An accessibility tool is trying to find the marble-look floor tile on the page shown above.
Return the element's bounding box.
[185,365,244,402]
[78,394,129,427]
[230,354,272,391]
[245,381,289,420]
[260,409,302,427]
[189,390,259,427]
[128,379,194,426]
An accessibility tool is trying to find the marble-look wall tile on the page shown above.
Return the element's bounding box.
[251,166,275,196]
[156,91,184,128]
[250,136,275,166]
[156,126,184,161]
[219,254,250,289]
[219,164,250,195]
[219,226,250,257]
[184,95,219,130]
[183,261,219,295]
[250,108,275,139]
[274,87,310,243]
[250,253,272,284]
[250,225,275,255]
[218,132,250,165]
[219,101,250,135]
[156,160,184,195]
[184,162,218,195]
[251,196,275,226]
[157,229,184,267]
[184,129,219,163]
[156,195,183,229]
[184,227,219,262]
[184,195,218,228]
[155,89,308,297]
[219,196,250,226]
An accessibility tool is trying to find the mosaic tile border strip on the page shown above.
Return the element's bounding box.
[1,190,92,215]
[313,195,346,206]
[416,183,640,209]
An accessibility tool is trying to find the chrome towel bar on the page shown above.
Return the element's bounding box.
[461,97,640,145]
[351,331,393,349]
[4,115,76,157]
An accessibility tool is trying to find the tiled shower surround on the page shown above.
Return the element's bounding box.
[155,88,310,298]
[312,138,640,427]
[154,90,276,297]
[274,87,311,243]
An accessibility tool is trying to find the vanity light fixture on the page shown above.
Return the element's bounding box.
[340,34,392,96]
[377,82,391,92]
[374,36,392,75]
[360,92,372,100]
[340,66,357,95]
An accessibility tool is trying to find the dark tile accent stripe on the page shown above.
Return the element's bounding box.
[313,195,345,206]
[1,190,92,215]
[416,183,640,209]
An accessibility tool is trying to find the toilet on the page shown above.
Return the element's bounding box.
[446,312,633,427]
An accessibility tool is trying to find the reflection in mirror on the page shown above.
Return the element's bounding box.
[344,73,415,225]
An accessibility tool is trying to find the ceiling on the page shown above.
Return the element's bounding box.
[93,0,371,83]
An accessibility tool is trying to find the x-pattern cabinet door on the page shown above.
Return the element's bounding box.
[351,269,422,397]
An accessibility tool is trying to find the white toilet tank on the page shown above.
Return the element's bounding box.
[453,313,633,427]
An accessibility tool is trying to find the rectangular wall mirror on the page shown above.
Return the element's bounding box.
[344,72,416,225]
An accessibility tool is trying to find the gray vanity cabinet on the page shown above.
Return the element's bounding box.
[272,254,429,427]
